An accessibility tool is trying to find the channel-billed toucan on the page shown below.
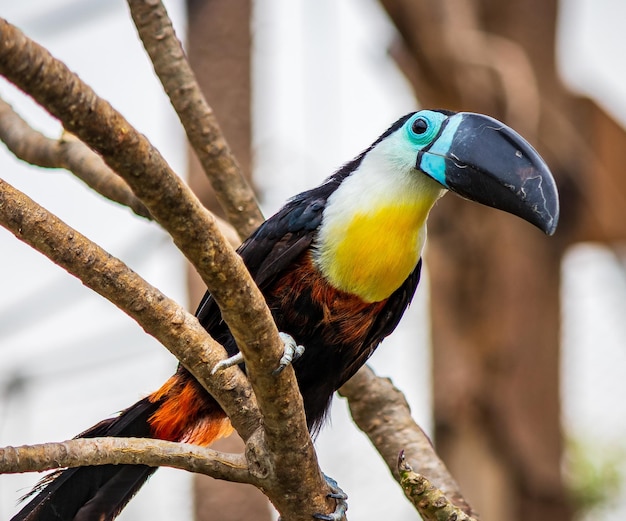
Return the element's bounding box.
[12,110,558,521]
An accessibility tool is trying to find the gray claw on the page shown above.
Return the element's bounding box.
[312,474,348,521]
[272,332,305,375]
[211,352,244,374]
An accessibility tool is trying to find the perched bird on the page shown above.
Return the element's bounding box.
[13,110,558,521]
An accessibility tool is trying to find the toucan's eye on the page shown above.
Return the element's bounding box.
[411,118,428,135]
[406,110,446,146]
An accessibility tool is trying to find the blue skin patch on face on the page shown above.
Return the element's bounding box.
[417,113,465,188]
[405,110,448,146]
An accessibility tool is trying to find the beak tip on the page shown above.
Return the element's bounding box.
[528,189,559,236]
[543,219,558,236]
[531,169,560,236]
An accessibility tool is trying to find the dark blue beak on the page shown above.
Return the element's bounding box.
[418,112,559,235]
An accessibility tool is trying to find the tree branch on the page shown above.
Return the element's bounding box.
[340,366,478,518]
[0,20,300,438]
[0,438,250,484]
[0,15,273,438]
[0,176,260,439]
[0,96,242,247]
[0,178,329,520]
[126,0,263,239]
[0,96,152,219]
[0,19,331,520]
[0,19,259,342]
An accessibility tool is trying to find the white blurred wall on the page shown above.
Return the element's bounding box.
[0,2,192,520]
[559,1,626,519]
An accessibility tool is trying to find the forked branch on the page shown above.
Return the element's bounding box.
[0,17,332,521]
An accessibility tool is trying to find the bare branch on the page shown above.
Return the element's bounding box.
[340,366,478,518]
[0,97,245,246]
[0,97,152,219]
[125,4,340,512]
[0,19,255,331]
[0,438,249,484]
[0,20,295,429]
[0,16,277,438]
[126,0,263,238]
[0,177,260,440]
[0,20,330,520]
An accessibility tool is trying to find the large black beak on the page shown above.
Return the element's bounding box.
[418,112,559,235]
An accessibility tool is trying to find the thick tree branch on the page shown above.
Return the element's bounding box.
[0,20,331,520]
[0,177,259,439]
[0,20,301,437]
[127,2,339,512]
[340,366,478,518]
[0,18,265,357]
[126,0,263,238]
[0,15,278,440]
[0,438,249,484]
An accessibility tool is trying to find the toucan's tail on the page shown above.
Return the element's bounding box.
[12,398,159,521]
[12,371,232,521]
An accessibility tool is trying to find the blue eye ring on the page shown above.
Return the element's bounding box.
[406,111,444,145]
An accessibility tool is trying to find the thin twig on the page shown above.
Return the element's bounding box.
[0,97,243,246]
[0,438,250,484]
[0,97,152,219]
[0,96,242,246]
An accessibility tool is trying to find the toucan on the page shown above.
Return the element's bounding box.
[12,110,558,521]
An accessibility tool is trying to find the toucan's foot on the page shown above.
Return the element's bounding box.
[312,474,348,521]
[211,351,244,374]
[272,332,305,375]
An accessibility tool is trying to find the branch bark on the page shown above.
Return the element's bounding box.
[0,96,152,219]
[0,438,249,484]
[398,453,479,521]
[0,177,259,439]
[0,18,266,358]
[340,366,478,518]
[0,170,328,520]
[0,96,242,247]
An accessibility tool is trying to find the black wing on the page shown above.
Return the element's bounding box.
[195,179,340,332]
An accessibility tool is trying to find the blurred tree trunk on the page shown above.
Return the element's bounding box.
[182,1,626,520]
[378,1,588,520]
[185,1,272,520]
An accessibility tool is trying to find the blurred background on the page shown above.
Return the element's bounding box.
[0,0,625,520]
